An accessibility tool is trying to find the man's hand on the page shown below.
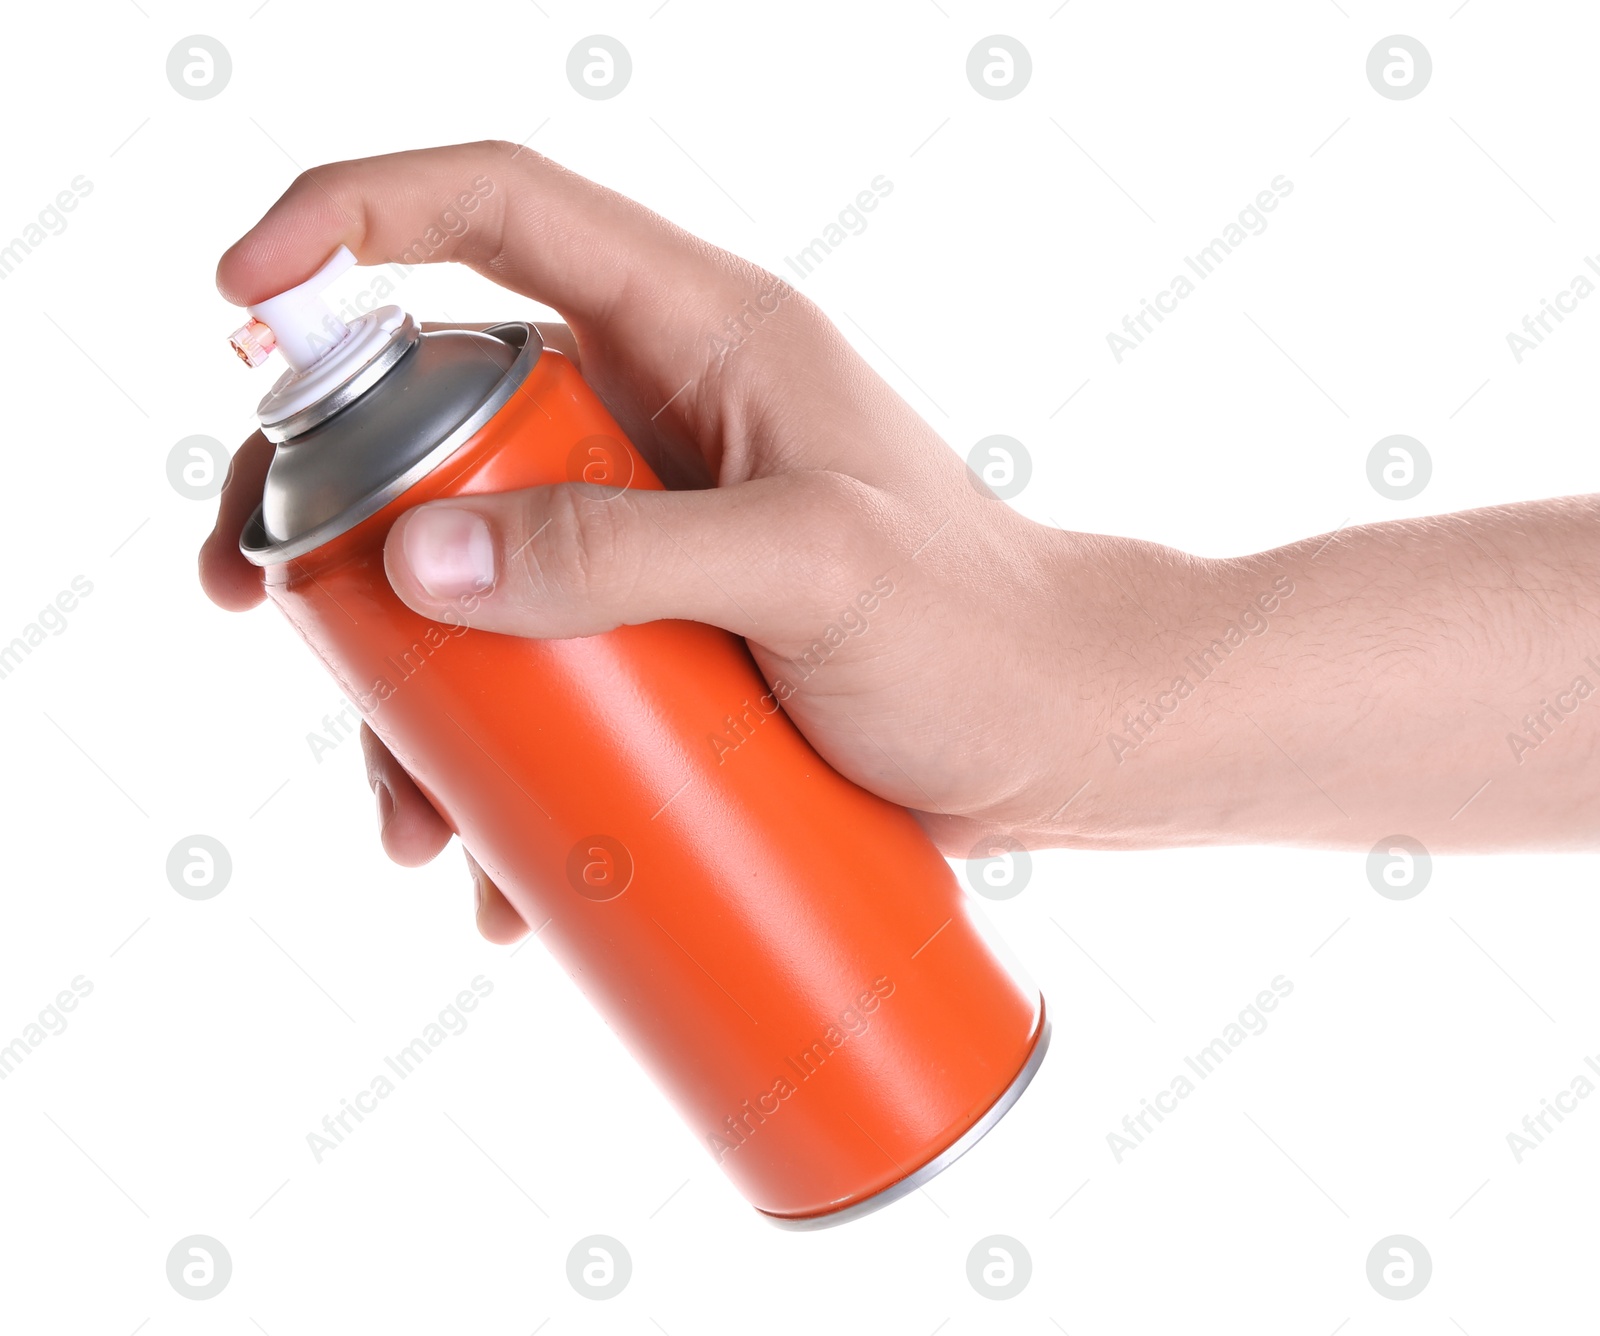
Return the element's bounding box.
[202,142,1600,947]
[200,141,1123,939]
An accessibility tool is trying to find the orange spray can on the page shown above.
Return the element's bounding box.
[229,247,1048,1225]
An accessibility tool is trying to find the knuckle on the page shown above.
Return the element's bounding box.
[290,163,344,201]
[489,138,547,177]
[507,487,625,607]
[785,471,891,596]
[768,280,829,336]
[708,258,822,347]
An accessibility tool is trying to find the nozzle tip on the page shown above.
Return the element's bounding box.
[229,318,277,368]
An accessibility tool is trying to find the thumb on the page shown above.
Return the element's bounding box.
[381,472,893,644]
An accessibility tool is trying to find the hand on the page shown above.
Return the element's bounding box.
[200,141,1133,941]
[203,141,1600,920]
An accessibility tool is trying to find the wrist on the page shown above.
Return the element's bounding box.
[1031,534,1272,848]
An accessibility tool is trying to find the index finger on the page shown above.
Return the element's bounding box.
[216,140,753,343]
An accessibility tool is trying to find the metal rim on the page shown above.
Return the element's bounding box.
[241,321,542,567]
[757,1004,1051,1231]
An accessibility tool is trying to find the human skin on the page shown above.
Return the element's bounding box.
[201,141,1600,943]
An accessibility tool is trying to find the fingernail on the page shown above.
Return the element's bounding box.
[401,506,494,599]
[373,778,394,832]
[465,850,486,915]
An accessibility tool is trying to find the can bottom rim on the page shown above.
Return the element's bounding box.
[756,1001,1052,1231]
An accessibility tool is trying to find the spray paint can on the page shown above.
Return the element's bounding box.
[228,246,1049,1225]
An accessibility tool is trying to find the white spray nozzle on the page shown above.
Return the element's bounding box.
[230,245,359,373]
[227,244,413,432]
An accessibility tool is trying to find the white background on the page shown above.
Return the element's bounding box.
[1,1,1596,1331]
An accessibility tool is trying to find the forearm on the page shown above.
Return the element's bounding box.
[1054,496,1600,850]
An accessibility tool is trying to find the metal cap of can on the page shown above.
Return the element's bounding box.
[239,320,541,566]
